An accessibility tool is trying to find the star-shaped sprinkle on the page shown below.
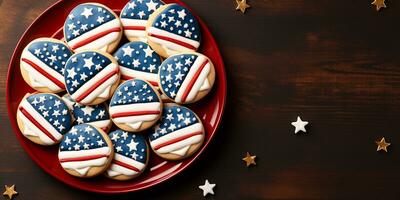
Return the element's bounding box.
[242,152,256,167]
[376,137,390,152]
[291,116,308,134]
[198,180,216,196]
[3,185,17,200]
[371,0,386,11]
[236,0,251,14]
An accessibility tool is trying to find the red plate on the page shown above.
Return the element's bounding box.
[6,0,226,193]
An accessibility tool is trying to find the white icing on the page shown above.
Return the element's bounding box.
[70,63,119,104]
[150,123,204,155]
[147,27,199,53]
[200,79,210,91]
[67,19,121,51]
[98,85,111,99]
[175,56,211,103]
[119,65,158,84]
[120,18,147,41]
[171,146,190,156]
[61,96,75,110]
[59,146,110,175]
[21,50,65,91]
[106,153,146,177]
[109,102,161,129]
[87,119,111,130]
[18,99,63,145]
[140,163,182,184]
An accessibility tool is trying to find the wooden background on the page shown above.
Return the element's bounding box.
[1,0,400,199]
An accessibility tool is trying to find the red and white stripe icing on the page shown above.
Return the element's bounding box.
[109,102,161,130]
[107,153,146,177]
[120,18,147,42]
[20,50,65,91]
[67,19,121,52]
[86,119,111,132]
[150,123,204,156]
[70,63,119,104]
[59,146,111,175]
[18,99,63,145]
[119,65,159,86]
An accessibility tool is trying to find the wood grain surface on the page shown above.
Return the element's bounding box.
[2,0,400,199]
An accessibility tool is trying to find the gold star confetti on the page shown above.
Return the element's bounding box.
[3,185,17,200]
[371,0,387,11]
[236,0,251,14]
[242,152,256,167]
[376,137,390,152]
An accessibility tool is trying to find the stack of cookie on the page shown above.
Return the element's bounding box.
[16,0,216,181]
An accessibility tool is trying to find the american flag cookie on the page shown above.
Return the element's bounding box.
[109,79,162,132]
[146,3,201,58]
[58,124,113,177]
[20,38,72,93]
[16,93,72,146]
[64,3,122,53]
[106,130,149,180]
[120,0,165,42]
[149,104,205,160]
[158,52,215,104]
[61,94,76,111]
[72,103,112,133]
[114,41,162,87]
[64,50,120,105]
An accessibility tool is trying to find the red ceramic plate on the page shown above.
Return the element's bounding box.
[6,0,226,194]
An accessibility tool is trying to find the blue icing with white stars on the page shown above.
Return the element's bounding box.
[151,3,201,42]
[159,54,198,99]
[72,103,110,124]
[120,0,164,20]
[110,79,159,106]
[64,51,112,94]
[109,130,147,163]
[64,3,116,41]
[149,105,199,141]
[114,42,161,74]
[60,124,108,151]
[27,40,72,76]
[26,93,71,133]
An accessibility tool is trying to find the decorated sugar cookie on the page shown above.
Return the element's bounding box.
[58,124,113,177]
[149,104,204,160]
[72,103,112,133]
[146,3,201,57]
[16,93,72,145]
[64,50,120,105]
[120,0,164,42]
[159,53,215,104]
[61,94,76,111]
[106,130,149,180]
[109,79,162,132]
[114,41,162,86]
[20,38,72,93]
[64,3,122,53]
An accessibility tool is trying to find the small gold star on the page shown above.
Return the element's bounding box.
[3,185,17,199]
[236,0,251,14]
[242,152,256,167]
[376,137,390,152]
[371,0,387,11]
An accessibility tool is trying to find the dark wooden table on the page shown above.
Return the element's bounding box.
[2,0,400,199]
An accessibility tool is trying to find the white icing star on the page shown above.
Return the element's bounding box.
[97,16,105,24]
[122,46,134,57]
[132,59,141,67]
[199,180,216,197]
[80,73,88,81]
[148,64,156,72]
[78,135,85,143]
[48,55,57,63]
[111,133,120,141]
[97,140,104,146]
[80,24,88,31]
[72,80,79,87]
[76,117,84,124]
[34,49,41,56]
[177,114,184,121]
[84,126,94,133]
[138,11,145,19]
[160,21,167,28]
[68,14,75,20]
[127,139,138,151]
[143,46,154,57]
[52,45,59,52]
[72,29,80,37]
[291,116,309,134]
[185,58,192,65]
[81,7,93,19]
[81,106,95,116]
[128,2,136,9]
[121,132,128,140]
[65,136,71,145]
[146,0,158,12]
[184,29,192,38]
[74,144,80,150]
[168,123,176,131]
[98,110,105,118]
[83,57,94,69]
[70,127,78,134]
[183,117,191,125]
[177,9,186,20]
[67,23,76,30]
[175,71,184,80]
[116,146,123,152]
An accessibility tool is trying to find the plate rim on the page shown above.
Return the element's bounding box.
[6,0,227,193]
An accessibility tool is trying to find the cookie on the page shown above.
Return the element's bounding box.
[158,52,215,104]
[61,94,76,111]
[64,3,122,53]
[146,3,201,57]
[58,124,113,177]
[120,0,165,42]
[16,93,72,145]
[64,50,120,105]
[20,38,72,93]
[114,41,162,86]
[72,103,112,133]
[106,130,149,180]
[109,79,162,132]
[149,104,204,160]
